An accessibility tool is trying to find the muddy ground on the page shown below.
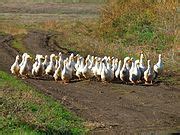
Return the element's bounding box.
[0,32,180,134]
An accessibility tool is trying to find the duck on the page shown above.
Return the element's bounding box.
[45,54,56,75]
[139,52,146,80]
[101,62,108,82]
[153,54,163,79]
[10,55,20,76]
[68,54,76,75]
[109,59,115,81]
[115,60,122,79]
[76,57,84,79]
[32,57,38,76]
[19,54,32,78]
[97,58,103,76]
[19,53,27,68]
[55,56,59,70]
[61,59,72,83]
[92,57,99,78]
[114,58,119,71]
[82,58,93,79]
[144,60,153,84]
[101,60,114,82]
[75,54,81,71]
[32,54,44,77]
[53,66,61,81]
[42,55,49,70]
[58,52,64,71]
[120,57,130,83]
[129,58,141,84]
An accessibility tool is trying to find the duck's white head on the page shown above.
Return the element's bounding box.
[44,55,48,59]
[25,54,32,60]
[16,55,20,60]
[36,54,44,60]
[147,59,151,66]
[140,52,144,59]
[124,57,130,63]
[135,59,140,65]
[69,53,74,59]
[159,54,162,59]
[50,54,56,58]
[59,52,62,56]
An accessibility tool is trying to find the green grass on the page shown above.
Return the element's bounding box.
[0,71,87,135]
[12,39,26,53]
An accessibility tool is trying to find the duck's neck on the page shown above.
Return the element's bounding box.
[15,57,19,64]
[55,59,58,66]
[80,59,84,68]
[43,58,47,63]
[23,57,28,65]
[117,61,121,70]
[158,56,162,65]
[37,58,42,66]
[102,63,106,71]
[131,61,135,70]
[94,61,98,68]
[20,56,25,65]
[50,57,54,64]
[147,61,151,69]
[76,58,80,65]
[140,54,143,64]
[122,60,127,69]
[63,62,67,70]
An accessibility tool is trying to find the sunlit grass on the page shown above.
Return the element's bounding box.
[0,71,87,135]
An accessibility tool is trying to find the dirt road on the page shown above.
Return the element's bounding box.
[0,33,179,134]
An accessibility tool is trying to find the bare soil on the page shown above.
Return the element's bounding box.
[0,32,180,134]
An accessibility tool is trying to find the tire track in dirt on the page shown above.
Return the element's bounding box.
[0,33,180,134]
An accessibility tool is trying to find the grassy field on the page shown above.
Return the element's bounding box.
[0,0,106,3]
[0,71,87,135]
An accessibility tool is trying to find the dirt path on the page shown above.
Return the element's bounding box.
[0,34,180,134]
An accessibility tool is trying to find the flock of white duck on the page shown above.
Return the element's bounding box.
[10,52,163,84]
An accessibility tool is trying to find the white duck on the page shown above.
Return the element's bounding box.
[101,60,114,82]
[61,59,72,83]
[75,54,81,71]
[45,54,56,75]
[139,52,146,79]
[115,60,122,79]
[120,57,130,82]
[153,54,163,79]
[97,58,103,76]
[53,53,63,81]
[129,58,141,84]
[55,56,59,70]
[144,60,153,84]
[10,55,20,76]
[42,55,49,70]
[82,58,93,79]
[101,62,108,82]
[19,54,32,78]
[92,58,99,78]
[76,57,85,79]
[19,53,27,68]
[32,54,44,77]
